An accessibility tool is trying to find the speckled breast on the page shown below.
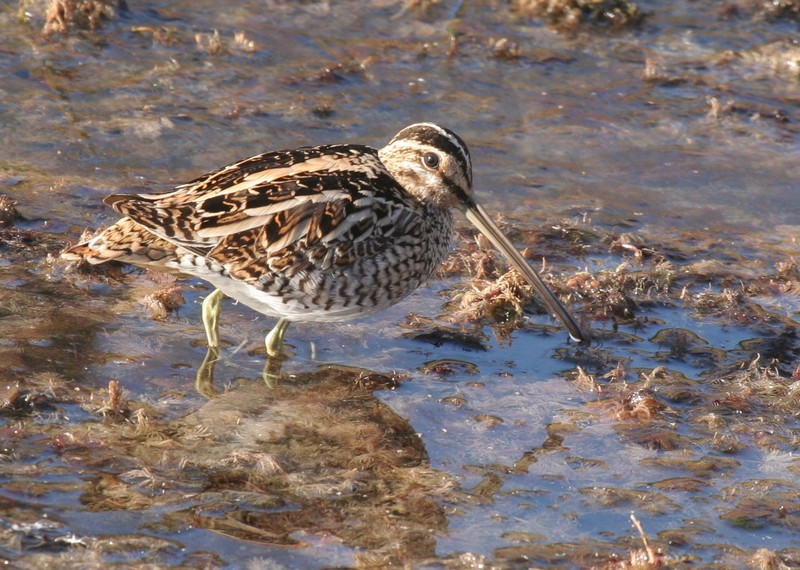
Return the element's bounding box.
[176,206,455,323]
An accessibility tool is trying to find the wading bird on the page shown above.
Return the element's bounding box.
[63,123,584,356]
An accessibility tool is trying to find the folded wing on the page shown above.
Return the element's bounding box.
[100,144,421,281]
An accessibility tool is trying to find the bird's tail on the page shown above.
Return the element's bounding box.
[61,217,176,265]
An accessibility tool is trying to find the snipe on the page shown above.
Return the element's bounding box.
[63,123,585,355]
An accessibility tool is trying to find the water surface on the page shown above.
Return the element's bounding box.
[2,1,800,567]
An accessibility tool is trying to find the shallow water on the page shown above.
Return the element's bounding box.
[2,0,800,568]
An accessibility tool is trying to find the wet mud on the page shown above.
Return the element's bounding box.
[2,0,800,568]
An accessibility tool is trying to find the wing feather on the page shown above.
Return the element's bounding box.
[102,143,421,277]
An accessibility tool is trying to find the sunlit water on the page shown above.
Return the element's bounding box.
[2,1,800,567]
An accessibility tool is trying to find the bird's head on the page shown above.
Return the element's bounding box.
[378,123,474,211]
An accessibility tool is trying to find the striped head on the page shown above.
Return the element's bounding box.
[380,123,586,342]
[378,123,474,210]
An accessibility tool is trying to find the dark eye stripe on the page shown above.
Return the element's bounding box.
[442,174,472,206]
[391,124,472,187]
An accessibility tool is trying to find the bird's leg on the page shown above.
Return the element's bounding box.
[201,289,224,348]
[195,346,221,399]
[265,318,290,357]
[262,354,283,387]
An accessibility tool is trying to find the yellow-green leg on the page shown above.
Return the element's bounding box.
[195,346,221,399]
[201,289,224,348]
[265,318,290,357]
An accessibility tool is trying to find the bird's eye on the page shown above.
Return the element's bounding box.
[422,152,440,170]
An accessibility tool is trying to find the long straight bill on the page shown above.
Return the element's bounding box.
[463,202,585,342]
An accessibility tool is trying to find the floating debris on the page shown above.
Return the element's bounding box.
[513,0,645,31]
